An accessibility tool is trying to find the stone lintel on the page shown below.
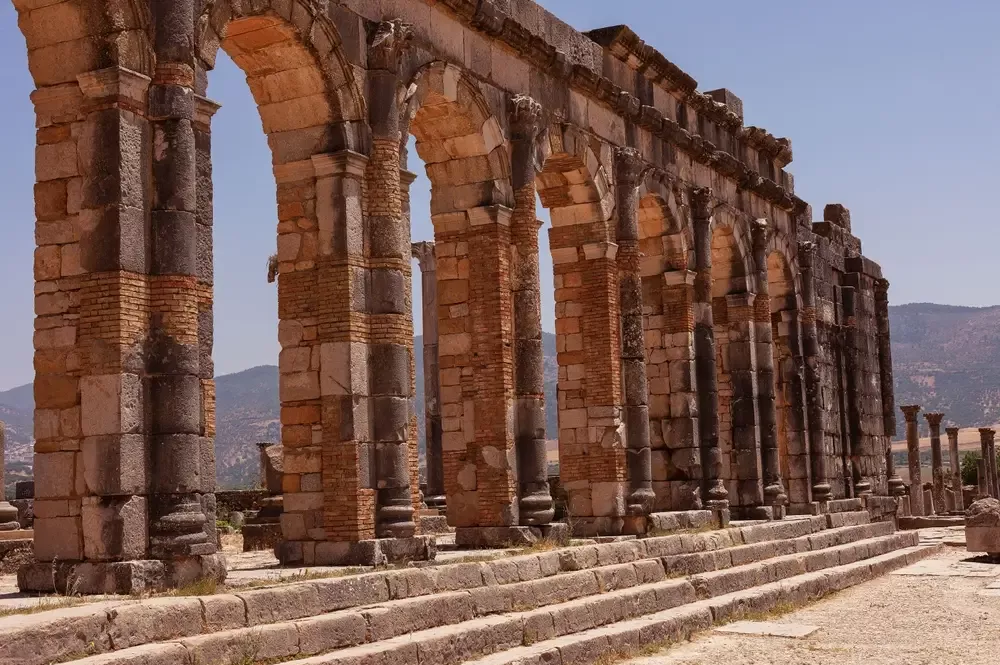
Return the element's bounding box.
[193,95,222,126]
[400,169,418,188]
[662,270,696,287]
[467,204,513,227]
[582,241,618,261]
[76,66,152,105]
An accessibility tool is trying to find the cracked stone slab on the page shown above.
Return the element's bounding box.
[715,620,820,638]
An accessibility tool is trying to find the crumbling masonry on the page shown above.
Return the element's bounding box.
[14,0,896,592]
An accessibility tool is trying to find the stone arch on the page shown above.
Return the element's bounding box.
[403,61,513,213]
[401,61,518,529]
[766,248,810,508]
[197,0,366,162]
[536,124,623,533]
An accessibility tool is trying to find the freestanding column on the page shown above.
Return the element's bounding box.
[614,148,656,519]
[901,405,923,515]
[980,429,994,498]
[147,0,222,581]
[750,220,787,514]
[946,427,964,511]
[367,20,416,539]
[983,428,999,499]
[925,413,945,514]
[692,188,729,514]
[509,96,555,526]
[0,423,18,528]
[799,241,831,503]
[412,242,445,511]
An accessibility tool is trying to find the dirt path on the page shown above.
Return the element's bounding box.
[627,548,1000,665]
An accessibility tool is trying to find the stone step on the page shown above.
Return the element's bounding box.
[37,523,892,665]
[467,543,941,665]
[0,515,851,665]
[215,532,921,665]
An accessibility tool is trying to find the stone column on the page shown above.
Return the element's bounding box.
[0,423,18,528]
[412,242,445,511]
[509,96,555,527]
[366,20,417,540]
[925,413,945,515]
[750,220,786,515]
[614,147,656,521]
[799,241,831,503]
[901,405,923,515]
[147,0,222,584]
[983,428,999,500]
[692,188,729,515]
[873,279,896,440]
[841,286,871,496]
[977,457,988,499]
[946,427,964,511]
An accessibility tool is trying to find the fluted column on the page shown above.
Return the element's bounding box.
[982,428,999,500]
[901,405,923,515]
[750,220,786,513]
[148,0,216,565]
[367,20,416,539]
[946,427,964,511]
[799,241,831,503]
[614,148,655,518]
[509,96,555,526]
[841,286,871,496]
[692,188,728,513]
[925,413,945,514]
[412,242,445,510]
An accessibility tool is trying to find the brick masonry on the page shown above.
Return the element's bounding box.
[16,0,897,586]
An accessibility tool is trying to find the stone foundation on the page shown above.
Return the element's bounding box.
[18,554,227,595]
[242,523,282,552]
[276,536,435,567]
[455,524,571,548]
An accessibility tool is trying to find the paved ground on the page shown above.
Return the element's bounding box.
[626,545,1000,665]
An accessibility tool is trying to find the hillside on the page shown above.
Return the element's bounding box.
[2,302,997,489]
[889,303,1000,435]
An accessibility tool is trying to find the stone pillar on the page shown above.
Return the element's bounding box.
[692,188,729,515]
[799,241,831,503]
[614,147,655,522]
[725,292,764,514]
[0,423,18,528]
[841,286,871,496]
[508,96,555,528]
[412,242,445,511]
[901,405,923,515]
[946,427,964,511]
[146,0,222,585]
[925,413,945,515]
[366,20,417,540]
[977,457,988,499]
[982,428,999,500]
[873,279,896,440]
[750,220,786,516]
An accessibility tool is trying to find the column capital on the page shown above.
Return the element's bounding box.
[945,427,960,437]
[509,94,544,141]
[924,412,944,428]
[751,218,770,252]
[411,241,435,269]
[613,146,647,192]
[900,404,921,422]
[798,240,816,269]
[691,186,714,221]
[368,19,413,71]
[194,95,222,127]
[979,427,996,442]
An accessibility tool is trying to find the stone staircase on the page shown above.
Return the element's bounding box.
[2,510,938,665]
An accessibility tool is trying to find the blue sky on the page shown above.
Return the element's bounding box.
[0,1,996,390]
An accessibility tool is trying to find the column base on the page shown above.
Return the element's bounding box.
[454,524,570,549]
[17,553,227,595]
[418,514,452,535]
[276,536,436,566]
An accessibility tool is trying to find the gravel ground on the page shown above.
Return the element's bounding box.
[628,548,1000,665]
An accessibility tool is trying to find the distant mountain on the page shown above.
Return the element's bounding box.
[889,303,1000,435]
[0,334,559,490]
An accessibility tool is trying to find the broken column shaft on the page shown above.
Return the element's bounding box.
[901,405,923,516]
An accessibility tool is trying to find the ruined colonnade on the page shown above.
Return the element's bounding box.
[13,0,897,592]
